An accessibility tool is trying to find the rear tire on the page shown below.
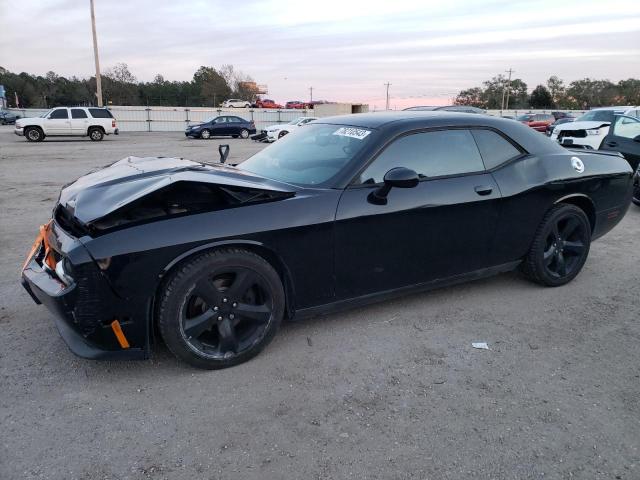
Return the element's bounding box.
[25,127,44,142]
[158,248,285,369]
[88,127,104,141]
[521,204,591,287]
[240,129,250,139]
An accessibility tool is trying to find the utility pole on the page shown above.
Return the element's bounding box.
[90,0,103,107]
[384,82,391,110]
[309,86,313,103]
[504,68,514,111]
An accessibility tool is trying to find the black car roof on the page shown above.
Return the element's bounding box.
[314,111,565,155]
[314,111,504,129]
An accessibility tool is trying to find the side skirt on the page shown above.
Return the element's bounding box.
[293,260,522,321]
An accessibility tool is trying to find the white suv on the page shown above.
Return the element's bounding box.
[221,99,251,108]
[551,106,640,150]
[14,107,118,142]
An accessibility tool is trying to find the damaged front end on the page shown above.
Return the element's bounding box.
[21,156,297,360]
[56,156,296,235]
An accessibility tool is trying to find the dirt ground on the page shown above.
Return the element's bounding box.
[1,126,638,480]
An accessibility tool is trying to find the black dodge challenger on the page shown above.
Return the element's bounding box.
[21,112,634,369]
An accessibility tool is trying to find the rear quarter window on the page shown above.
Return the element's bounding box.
[88,108,114,119]
[471,129,523,170]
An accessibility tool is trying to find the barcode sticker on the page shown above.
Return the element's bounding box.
[332,127,371,140]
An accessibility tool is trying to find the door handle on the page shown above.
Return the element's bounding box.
[606,141,617,147]
[474,185,493,196]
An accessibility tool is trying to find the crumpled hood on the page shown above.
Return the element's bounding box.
[554,120,611,132]
[58,156,296,224]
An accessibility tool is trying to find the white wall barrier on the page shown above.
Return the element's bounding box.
[6,106,589,132]
[6,106,314,132]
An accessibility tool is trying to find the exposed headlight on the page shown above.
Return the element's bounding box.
[586,128,602,135]
[55,258,74,286]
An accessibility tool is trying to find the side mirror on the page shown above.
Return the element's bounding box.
[633,135,640,143]
[368,167,420,205]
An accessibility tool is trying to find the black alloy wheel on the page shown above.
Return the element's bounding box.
[522,204,591,286]
[158,249,284,369]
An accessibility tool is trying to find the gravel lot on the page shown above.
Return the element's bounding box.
[1,126,638,479]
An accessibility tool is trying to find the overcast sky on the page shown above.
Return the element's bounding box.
[1,0,639,108]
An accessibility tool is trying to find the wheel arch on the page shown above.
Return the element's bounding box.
[153,240,296,327]
[87,125,105,135]
[554,194,596,232]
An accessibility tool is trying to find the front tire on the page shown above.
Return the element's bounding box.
[158,249,285,369]
[200,129,211,139]
[521,204,591,287]
[25,127,44,142]
[278,130,288,139]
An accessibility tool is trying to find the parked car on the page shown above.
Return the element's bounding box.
[21,112,633,369]
[285,101,306,109]
[551,111,573,120]
[0,110,19,125]
[185,115,256,139]
[546,117,575,136]
[263,116,318,141]
[551,106,640,149]
[403,105,486,114]
[14,107,117,141]
[255,99,283,109]
[516,113,555,132]
[599,114,640,173]
[221,99,251,108]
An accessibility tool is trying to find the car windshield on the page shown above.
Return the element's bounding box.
[40,109,53,118]
[576,110,617,122]
[516,114,533,121]
[287,117,305,125]
[203,116,218,123]
[239,124,374,186]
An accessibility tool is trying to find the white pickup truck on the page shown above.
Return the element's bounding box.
[14,107,118,142]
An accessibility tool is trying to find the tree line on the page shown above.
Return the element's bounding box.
[454,75,640,110]
[0,63,257,108]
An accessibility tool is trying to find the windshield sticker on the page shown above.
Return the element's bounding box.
[332,127,371,140]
